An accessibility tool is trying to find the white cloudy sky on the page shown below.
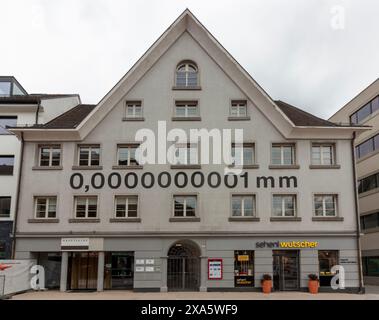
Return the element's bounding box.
[1,0,378,119]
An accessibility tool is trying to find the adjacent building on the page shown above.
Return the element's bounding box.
[10,11,366,292]
[0,76,80,259]
[330,78,379,285]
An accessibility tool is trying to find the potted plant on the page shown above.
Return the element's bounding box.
[308,274,319,294]
[261,274,272,294]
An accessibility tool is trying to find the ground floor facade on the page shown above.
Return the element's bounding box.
[14,235,362,292]
[0,222,13,259]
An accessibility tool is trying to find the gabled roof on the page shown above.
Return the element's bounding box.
[275,100,338,127]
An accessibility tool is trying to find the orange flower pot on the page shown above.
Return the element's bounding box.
[262,280,272,294]
[308,280,319,294]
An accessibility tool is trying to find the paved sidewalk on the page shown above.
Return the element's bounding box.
[8,289,379,300]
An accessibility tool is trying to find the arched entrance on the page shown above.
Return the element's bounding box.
[167,240,201,291]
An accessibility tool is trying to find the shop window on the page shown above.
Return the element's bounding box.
[104,252,134,289]
[234,251,254,287]
[318,250,339,286]
[78,145,100,166]
[37,253,62,289]
[363,257,379,277]
[39,145,61,167]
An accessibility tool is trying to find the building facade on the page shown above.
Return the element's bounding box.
[330,78,379,285]
[0,76,80,259]
[11,11,365,292]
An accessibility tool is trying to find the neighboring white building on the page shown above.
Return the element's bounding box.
[0,76,81,259]
[10,10,367,293]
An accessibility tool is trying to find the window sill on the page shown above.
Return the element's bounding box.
[169,217,200,222]
[228,164,259,169]
[268,165,300,169]
[170,165,201,169]
[270,217,302,222]
[122,117,145,121]
[112,165,144,170]
[312,217,344,222]
[32,166,63,171]
[69,218,100,223]
[171,117,201,121]
[172,86,201,91]
[28,218,59,223]
[72,166,103,170]
[228,217,260,222]
[227,116,251,121]
[309,165,341,169]
[109,218,141,223]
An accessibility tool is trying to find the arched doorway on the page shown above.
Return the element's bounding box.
[167,240,201,291]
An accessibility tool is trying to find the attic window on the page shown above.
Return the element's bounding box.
[175,61,198,87]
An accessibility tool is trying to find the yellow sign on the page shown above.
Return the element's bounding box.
[237,255,250,261]
[279,241,318,248]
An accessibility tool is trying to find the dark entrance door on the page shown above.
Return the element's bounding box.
[104,252,134,289]
[273,250,300,291]
[167,241,200,291]
[67,252,98,291]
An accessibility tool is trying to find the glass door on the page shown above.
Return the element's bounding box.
[273,250,300,291]
[68,252,98,290]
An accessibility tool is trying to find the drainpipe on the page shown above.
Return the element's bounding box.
[351,131,364,294]
[35,100,41,125]
[11,132,24,259]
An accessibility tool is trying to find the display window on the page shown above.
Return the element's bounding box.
[234,250,254,287]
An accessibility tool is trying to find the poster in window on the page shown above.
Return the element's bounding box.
[208,259,223,280]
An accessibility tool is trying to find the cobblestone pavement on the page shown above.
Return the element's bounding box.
[7,287,379,300]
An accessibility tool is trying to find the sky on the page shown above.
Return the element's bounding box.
[0,0,378,119]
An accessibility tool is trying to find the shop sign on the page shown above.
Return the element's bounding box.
[340,258,357,264]
[237,255,249,261]
[61,238,89,250]
[255,241,318,249]
[208,259,223,280]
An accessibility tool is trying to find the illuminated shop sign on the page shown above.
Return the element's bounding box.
[255,241,319,249]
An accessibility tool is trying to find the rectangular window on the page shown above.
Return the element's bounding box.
[271,144,295,165]
[117,145,140,166]
[114,195,138,218]
[311,144,334,165]
[231,195,255,217]
[360,212,379,231]
[0,155,14,175]
[173,195,197,217]
[363,257,379,277]
[230,101,247,117]
[173,143,198,165]
[74,196,98,218]
[314,194,337,217]
[350,95,379,124]
[0,197,11,218]
[39,145,61,167]
[35,197,57,219]
[358,172,379,194]
[234,250,254,287]
[175,101,198,117]
[231,143,255,166]
[272,195,296,217]
[125,101,142,118]
[78,145,100,166]
[0,116,17,134]
[318,250,339,286]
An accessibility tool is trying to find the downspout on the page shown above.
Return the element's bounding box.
[11,132,24,259]
[351,131,365,293]
[35,100,41,125]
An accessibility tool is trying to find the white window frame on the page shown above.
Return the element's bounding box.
[114,195,138,218]
[272,194,297,217]
[117,144,140,166]
[175,62,198,87]
[125,101,143,118]
[173,195,197,217]
[230,101,247,117]
[78,145,100,167]
[34,196,57,219]
[311,144,335,165]
[174,101,199,117]
[173,143,199,165]
[74,196,98,219]
[231,143,255,166]
[38,145,61,167]
[271,144,295,165]
[313,194,338,217]
[231,195,256,217]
